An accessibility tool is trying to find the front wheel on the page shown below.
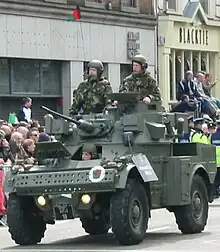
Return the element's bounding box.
[110,179,149,245]
[7,194,46,245]
[80,209,111,235]
[174,174,208,234]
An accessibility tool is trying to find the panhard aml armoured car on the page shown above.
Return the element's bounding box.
[4,92,216,246]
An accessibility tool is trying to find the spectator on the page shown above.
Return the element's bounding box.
[28,129,39,143]
[17,97,32,123]
[177,71,201,101]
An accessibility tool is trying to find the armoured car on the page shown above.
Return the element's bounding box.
[5,93,216,246]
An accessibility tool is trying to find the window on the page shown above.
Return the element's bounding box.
[11,59,41,93]
[200,0,208,14]
[120,64,130,83]
[0,58,10,94]
[121,0,140,13]
[83,62,108,80]
[0,58,62,97]
[86,0,102,3]
[122,0,136,7]
[42,61,62,95]
[168,0,176,10]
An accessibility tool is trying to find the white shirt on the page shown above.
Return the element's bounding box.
[23,107,32,122]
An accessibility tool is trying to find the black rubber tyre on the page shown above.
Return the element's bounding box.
[174,174,208,234]
[80,209,111,235]
[110,179,149,245]
[7,193,46,245]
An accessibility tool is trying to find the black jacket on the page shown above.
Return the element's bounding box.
[177,79,201,101]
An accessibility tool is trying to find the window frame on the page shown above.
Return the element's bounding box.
[121,0,140,14]
[0,58,62,98]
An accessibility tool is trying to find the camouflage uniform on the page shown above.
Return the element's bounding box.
[119,54,161,101]
[69,60,113,116]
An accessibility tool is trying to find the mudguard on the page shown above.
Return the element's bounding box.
[115,154,158,189]
[188,164,215,202]
[189,164,214,186]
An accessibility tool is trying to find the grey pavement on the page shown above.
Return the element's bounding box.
[0,199,220,251]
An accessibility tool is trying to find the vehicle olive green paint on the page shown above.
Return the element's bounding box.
[5,92,216,246]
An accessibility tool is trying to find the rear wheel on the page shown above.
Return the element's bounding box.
[7,193,46,245]
[174,174,208,234]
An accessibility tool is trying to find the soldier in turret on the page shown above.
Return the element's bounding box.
[69,60,113,116]
[119,54,161,104]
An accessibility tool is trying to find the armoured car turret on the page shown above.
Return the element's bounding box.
[5,93,216,246]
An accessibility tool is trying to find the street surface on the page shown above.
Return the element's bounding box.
[1,199,220,252]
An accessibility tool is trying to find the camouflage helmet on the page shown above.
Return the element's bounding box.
[82,143,97,153]
[88,59,104,73]
[132,54,148,69]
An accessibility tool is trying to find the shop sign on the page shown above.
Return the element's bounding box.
[127,32,140,60]
[179,27,208,45]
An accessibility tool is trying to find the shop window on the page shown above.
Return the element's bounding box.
[120,64,130,84]
[42,61,62,95]
[169,57,173,100]
[83,61,108,80]
[193,57,199,74]
[0,58,10,94]
[201,58,206,72]
[11,59,41,94]
[184,59,190,72]
[175,55,181,84]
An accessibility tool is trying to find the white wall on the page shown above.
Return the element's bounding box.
[0,13,156,66]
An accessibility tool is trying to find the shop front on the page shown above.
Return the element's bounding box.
[158,2,220,107]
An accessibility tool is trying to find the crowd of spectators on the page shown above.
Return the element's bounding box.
[0,119,53,219]
[172,71,220,119]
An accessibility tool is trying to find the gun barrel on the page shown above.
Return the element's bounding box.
[41,105,96,133]
[41,106,80,125]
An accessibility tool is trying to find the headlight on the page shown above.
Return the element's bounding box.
[81,194,91,204]
[37,196,46,206]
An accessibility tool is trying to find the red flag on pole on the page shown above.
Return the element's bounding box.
[72,6,81,20]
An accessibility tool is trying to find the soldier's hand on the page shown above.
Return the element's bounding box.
[112,100,118,106]
[143,97,151,104]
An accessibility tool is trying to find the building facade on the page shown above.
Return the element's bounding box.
[157,0,220,107]
[0,0,157,120]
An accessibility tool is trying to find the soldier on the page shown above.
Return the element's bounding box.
[81,144,98,160]
[191,118,209,144]
[69,59,113,116]
[119,54,161,104]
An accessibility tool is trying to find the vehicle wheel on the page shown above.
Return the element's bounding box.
[7,193,46,245]
[174,174,208,234]
[80,209,111,235]
[110,179,149,245]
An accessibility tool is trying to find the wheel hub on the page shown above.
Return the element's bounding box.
[130,199,142,228]
[192,191,203,219]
